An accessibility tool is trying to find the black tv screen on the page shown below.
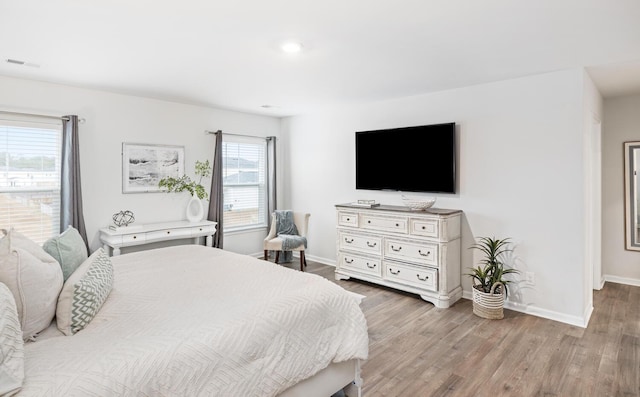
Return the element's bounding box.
[355,123,456,193]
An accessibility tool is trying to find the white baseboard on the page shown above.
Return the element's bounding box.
[254,251,337,267]
[461,291,590,328]
[603,274,640,287]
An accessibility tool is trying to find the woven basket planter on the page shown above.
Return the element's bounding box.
[472,282,505,320]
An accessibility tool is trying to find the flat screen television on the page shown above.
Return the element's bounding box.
[355,123,456,193]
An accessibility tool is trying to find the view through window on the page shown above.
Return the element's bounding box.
[0,119,62,244]
[222,137,267,231]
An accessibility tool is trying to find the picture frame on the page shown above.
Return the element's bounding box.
[122,143,185,193]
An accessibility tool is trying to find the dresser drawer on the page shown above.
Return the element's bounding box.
[384,238,438,266]
[384,262,438,292]
[339,232,382,255]
[360,214,408,234]
[338,212,358,227]
[338,253,381,276]
[410,218,439,238]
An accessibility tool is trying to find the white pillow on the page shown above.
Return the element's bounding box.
[0,282,24,396]
[57,248,114,336]
[0,229,63,341]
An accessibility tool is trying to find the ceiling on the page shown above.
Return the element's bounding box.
[2,0,640,117]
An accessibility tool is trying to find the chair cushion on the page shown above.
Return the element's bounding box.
[0,282,24,396]
[57,248,114,336]
[263,237,306,251]
[43,226,88,282]
[0,229,63,341]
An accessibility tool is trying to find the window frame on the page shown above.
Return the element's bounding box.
[0,115,63,244]
[221,135,269,232]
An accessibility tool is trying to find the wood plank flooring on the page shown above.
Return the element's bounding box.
[280,259,640,396]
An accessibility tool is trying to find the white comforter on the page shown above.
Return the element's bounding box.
[19,245,369,396]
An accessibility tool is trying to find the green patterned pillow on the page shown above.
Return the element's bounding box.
[56,248,113,336]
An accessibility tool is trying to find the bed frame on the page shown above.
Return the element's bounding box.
[279,359,362,397]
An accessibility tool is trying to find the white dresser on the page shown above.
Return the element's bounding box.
[335,204,462,308]
[100,220,217,256]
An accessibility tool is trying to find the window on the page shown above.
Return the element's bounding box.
[222,136,268,231]
[0,117,62,244]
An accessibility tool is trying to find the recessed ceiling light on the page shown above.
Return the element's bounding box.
[281,41,303,53]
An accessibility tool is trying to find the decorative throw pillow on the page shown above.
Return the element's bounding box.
[56,248,114,336]
[0,229,63,341]
[43,226,88,281]
[0,282,24,396]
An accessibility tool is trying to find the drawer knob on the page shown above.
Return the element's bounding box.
[366,263,377,269]
[346,218,350,221]
[417,274,429,281]
[199,228,203,231]
[133,235,137,239]
[367,220,371,224]
[422,226,426,230]
[418,250,430,257]
[344,238,354,244]
[167,231,171,234]
[366,242,377,247]
[391,245,402,252]
[389,268,400,275]
[395,223,399,227]
[345,258,354,264]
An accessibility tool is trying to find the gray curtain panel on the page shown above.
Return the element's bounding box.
[207,131,224,248]
[266,136,277,229]
[61,115,88,249]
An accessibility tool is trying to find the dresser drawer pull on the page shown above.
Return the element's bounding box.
[344,258,354,264]
[390,245,402,252]
[366,241,377,247]
[166,231,171,234]
[199,228,203,231]
[395,223,399,227]
[417,274,429,281]
[421,226,426,230]
[346,217,351,221]
[366,263,377,269]
[389,268,400,275]
[418,249,430,256]
[133,235,137,239]
[344,238,354,243]
[367,220,371,224]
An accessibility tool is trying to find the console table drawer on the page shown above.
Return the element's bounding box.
[122,233,146,244]
[147,227,192,241]
[361,215,407,234]
[410,218,439,238]
[385,238,438,266]
[384,262,438,292]
[339,232,382,255]
[191,224,217,235]
[339,254,381,276]
[338,212,358,227]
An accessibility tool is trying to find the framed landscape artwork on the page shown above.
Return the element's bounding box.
[122,143,185,193]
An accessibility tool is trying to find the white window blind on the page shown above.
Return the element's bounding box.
[0,118,62,244]
[222,136,267,231]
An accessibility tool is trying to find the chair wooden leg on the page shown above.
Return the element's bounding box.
[275,251,280,264]
[264,250,269,261]
[300,251,305,271]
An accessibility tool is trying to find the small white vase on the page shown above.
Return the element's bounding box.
[186,195,204,222]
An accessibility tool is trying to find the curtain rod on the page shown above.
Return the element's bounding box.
[205,130,274,140]
[0,110,85,123]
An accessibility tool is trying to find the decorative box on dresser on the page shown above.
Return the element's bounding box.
[335,204,462,308]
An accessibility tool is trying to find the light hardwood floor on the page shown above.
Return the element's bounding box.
[278,259,640,396]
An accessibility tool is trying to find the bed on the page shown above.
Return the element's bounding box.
[16,245,369,396]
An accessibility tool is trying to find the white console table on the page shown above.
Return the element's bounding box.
[99,220,217,256]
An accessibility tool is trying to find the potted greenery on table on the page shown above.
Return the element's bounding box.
[159,160,211,222]
[467,237,519,320]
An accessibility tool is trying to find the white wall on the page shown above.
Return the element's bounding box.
[282,69,590,325]
[0,75,281,255]
[602,94,640,285]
